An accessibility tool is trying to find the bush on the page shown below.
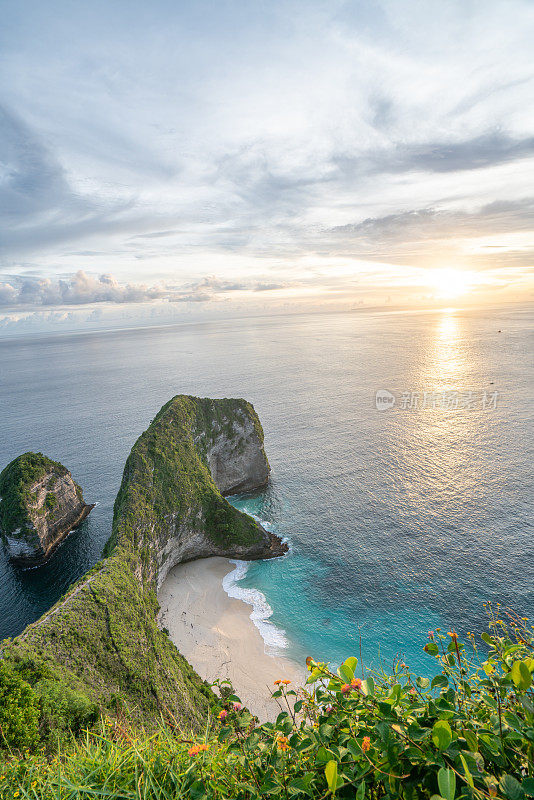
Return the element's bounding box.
[206,607,534,799]
[2,608,534,799]
[0,662,39,752]
[37,679,97,745]
[44,492,58,511]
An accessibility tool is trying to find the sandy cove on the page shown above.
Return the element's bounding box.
[158,557,305,721]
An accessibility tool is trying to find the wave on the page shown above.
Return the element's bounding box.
[222,559,289,656]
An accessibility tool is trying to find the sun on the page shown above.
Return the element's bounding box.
[426,268,473,299]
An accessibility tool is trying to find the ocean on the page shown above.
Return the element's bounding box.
[1,307,533,677]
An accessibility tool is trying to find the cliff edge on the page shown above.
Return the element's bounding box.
[0,396,285,737]
[0,452,94,565]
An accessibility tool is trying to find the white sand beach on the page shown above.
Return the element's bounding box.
[158,557,305,721]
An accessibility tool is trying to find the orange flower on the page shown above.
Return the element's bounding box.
[448,630,458,640]
[218,709,228,721]
[350,678,362,690]
[282,679,291,685]
[188,743,209,756]
[274,680,282,686]
[362,736,371,753]
[341,683,351,694]
[277,734,290,752]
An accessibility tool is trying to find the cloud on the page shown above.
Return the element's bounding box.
[323,198,534,266]
[254,281,288,291]
[0,105,72,221]
[0,271,166,308]
[331,198,534,241]
[0,104,145,257]
[0,270,291,309]
[0,0,533,315]
[332,133,534,179]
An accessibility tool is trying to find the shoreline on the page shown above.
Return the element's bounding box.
[158,557,305,721]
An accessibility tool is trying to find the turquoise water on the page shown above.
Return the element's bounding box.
[0,308,533,677]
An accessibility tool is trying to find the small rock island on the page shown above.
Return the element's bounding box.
[0,452,94,565]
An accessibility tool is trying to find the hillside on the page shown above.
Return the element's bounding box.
[0,395,284,744]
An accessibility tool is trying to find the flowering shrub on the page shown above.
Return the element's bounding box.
[2,608,534,799]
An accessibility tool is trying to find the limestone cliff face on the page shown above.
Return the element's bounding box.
[203,413,270,495]
[109,395,286,589]
[0,453,94,565]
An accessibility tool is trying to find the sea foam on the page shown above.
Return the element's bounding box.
[222,559,289,656]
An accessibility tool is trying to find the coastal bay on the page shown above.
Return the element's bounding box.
[158,557,305,721]
[1,310,532,672]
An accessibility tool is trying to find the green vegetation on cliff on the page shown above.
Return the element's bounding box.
[0,452,68,537]
[0,396,273,749]
[106,395,271,581]
[3,613,534,800]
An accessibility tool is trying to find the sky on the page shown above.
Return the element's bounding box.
[1,0,533,334]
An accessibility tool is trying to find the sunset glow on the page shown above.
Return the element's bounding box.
[426,269,475,300]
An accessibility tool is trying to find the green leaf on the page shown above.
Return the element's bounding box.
[431,675,449,689]
[424,642,439,656]
[459,754,474,788]
[190,779,207,800]
[306,668,323,684]
[511,660,532,691]
[462,728,478,752]
[438,768,456,800]
[416,676,430,689]
[316,746,330,763]
[481,632,494,646]
[347,738,361,758]
[522,777,534,797]
[345,656,358,672]
[338,664,354,684]
[325,760,338,795]
[356,781,365,799]
[319,723,334,741]
[432,720,452,751]
[499,774,524,800]
[361,676,374,696]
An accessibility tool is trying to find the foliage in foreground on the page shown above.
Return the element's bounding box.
[2,606,534,800]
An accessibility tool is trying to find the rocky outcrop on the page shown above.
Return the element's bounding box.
[203,412,270,495]
[0,453,94,566]
[109,395,287,589]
